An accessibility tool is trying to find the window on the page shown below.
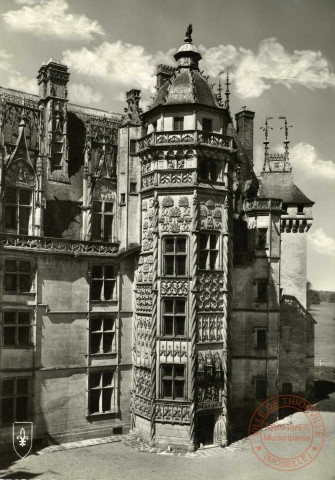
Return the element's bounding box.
[173,117,184,131]
[255,328,266,350]
[91,265,116,301]
[120,193,126,205]
[88,371,117,415]
[257,228,268,248]
[199,233,219,270]
[256,280,268,302]
[297,205,304,214]
[4,260,32,294]
[161,365,185,399]
[3,311,31,347]
[163,236,187,276]
[202,118,212,132]
[255,377,267,400]
[90,317,116,354]
[282,204,288,213]
[162,298,186,336]
[130,182,137,194]
[152,121,157,132]
[1,378,29,424]
[92,200,114,242]
[199,159,219,182]
[129,139,137,155]
[4,187,32,235]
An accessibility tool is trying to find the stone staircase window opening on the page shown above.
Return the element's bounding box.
[161,364,185,400]
[4,186,32,236]
[163,236,187,276]
[199,233,220,270]
[162,298,186,337]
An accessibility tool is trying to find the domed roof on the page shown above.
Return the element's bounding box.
[151,67,219,109]
[177,42,198,53]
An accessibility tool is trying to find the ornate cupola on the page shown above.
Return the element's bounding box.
[174,24,202,71]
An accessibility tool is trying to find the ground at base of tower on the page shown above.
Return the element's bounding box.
[1,392,334,480]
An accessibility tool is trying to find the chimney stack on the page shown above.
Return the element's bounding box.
[156,65,175,89]
[235,108,255,162]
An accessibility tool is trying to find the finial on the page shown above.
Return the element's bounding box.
[224,68,231,114]
[185,24,193,43]
[217,70,224,106]
[260,116,273,171]
[279,116,293,164]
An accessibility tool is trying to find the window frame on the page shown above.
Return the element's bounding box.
[202,118,213,132]
[255,280,268,303]
[1,377,30,425]
[91,199,114,242]
[255,377,267,400]
[198,232,220,270]
[4,259,33,295]
[129,182,137,194]
[2,311,32,347]
[161,298,187,337]
[257,228,268,249]
[129,139,137,155]
[198,158,222,182]
[88,370,117,416]
[173,116,184,131]
[91,264,117,302]
[255,327,267,350]
[89,316,116,355]
[160,364,186,400]
[162,236,187,277]
[3,186,33,235]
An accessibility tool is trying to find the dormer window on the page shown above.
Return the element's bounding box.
[297,205,304,214]
[92,200,114,242]
[173,117,184,131]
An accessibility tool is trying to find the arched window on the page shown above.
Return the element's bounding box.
[3,160,35,235]
[91,180,115,242]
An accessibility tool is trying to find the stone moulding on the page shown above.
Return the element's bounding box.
[0,233,119,256]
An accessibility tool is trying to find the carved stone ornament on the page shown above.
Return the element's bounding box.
[135,367,151,398]
[93,179,115,202]
[159,196,192,233]
[5,160,35,188]
[136,285,153,313]
[155,402,190,424]
[134,395,151,419]
[197,313,224,342]
[161,280,188,296]
[199,197,223,230]
[197,273,225,310]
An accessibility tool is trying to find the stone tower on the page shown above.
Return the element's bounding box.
[259,150,313,308]
[132,26,236,449]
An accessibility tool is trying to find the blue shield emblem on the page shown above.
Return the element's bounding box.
[13,422,33,458]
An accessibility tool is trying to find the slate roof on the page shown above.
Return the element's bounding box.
[258,171,314,205]
[151,69,219,109]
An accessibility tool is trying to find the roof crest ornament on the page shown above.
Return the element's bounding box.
[185,24,193,43]
[260,116,273,171]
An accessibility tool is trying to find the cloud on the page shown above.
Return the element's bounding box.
[6,73,38,94]
[14,0,39,5]
[68,83,102,105]
[62,41,157,95]
[308,228,335,256]
[290,142,335,180]
[200,38,335,98]
[3,0,104,41]
[0,50,12,73]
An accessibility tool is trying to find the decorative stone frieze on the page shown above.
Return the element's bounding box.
[159,340,188,362]
[155,401,191,424]
[197,313,224,342]
[161,280,188,296]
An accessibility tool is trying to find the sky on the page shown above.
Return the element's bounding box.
[0,0,334,290]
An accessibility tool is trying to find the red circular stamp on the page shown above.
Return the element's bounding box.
[249,395,325,471]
